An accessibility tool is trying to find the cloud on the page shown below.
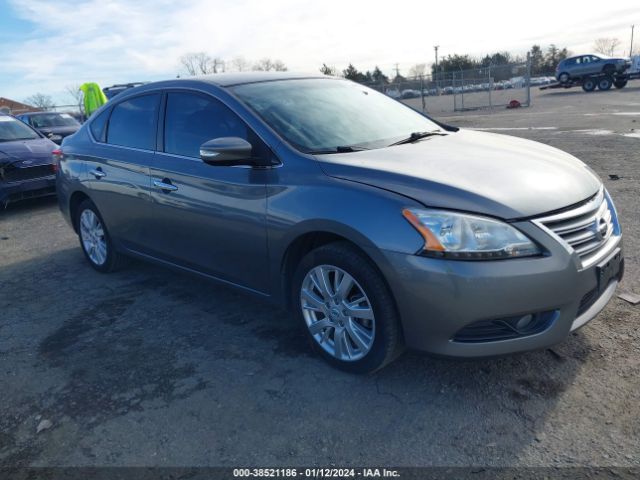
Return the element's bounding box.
[1,0,638,103]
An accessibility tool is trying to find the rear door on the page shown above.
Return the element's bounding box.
[84,93,160,251]
[146,90,271,293]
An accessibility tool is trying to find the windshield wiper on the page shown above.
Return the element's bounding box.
[307,145,370,154]
[389,131,446,146]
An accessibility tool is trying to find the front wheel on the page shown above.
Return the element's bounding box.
[76,199,125,273]
[293,242,403,373]
[614,79,628,89]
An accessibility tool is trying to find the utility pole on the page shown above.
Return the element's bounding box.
[394,63,400,79]
[631,25,635,57]
[434,45,439,93]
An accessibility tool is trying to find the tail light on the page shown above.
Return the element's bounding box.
[52,148,63,173]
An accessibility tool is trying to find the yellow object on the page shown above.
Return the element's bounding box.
[79,83,108,116]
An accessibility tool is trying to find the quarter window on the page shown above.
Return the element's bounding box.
[107,94,159,150]
[90,108,110,142]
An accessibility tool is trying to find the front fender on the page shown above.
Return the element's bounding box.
[265,167,424,303]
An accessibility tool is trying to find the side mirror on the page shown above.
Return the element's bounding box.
[200,137,253,166]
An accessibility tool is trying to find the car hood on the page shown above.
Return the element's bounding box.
[316,129,601,219]
[0,137,57,166]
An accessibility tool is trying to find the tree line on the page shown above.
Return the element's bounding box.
[179,53,288,75]
[329,44,573,86]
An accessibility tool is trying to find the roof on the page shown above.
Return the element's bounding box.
[0,97,42,114]
[189,71,327,87]
[565,53,613,60]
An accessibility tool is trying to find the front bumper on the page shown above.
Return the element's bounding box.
[0,176,56,206]
[380,221,623,357]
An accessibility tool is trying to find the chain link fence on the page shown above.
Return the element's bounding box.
[363,58,532,114]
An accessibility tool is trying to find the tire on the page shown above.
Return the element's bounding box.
[603,64,616,76]
[582,79,596,92]
[597,77,612,91]
[292,242,404,373]
[75,199,126,273]
[558,72,570,84]
[614,79,628,89]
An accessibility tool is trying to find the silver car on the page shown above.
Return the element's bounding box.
[56,73,623,373]
[556,53,630,83]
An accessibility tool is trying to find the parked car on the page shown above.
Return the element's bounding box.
[56,73,623,373]
[102,82,148,100]
[0,113,58,207]
[556,54,631,83]
[401,89,421,99]
[16,111,81,144]
[384,88,401,99]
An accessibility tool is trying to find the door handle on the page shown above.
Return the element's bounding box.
[153,179,178,192]
[89,168,106,179]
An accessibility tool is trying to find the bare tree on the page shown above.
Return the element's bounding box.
[593,38,621,56]
[319,63,337,76]
[65,84,83,107]
[230,56,250,72]
[408,63,427,78]
[23,93,55,110]
[272,60,288,72]
[180,52,215,75]
[212,57,226,73]
[252,58,288,71]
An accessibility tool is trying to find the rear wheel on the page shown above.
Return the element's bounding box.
[558,72,570,84]
[75,199,125,273]
[582,78,596,92]
[293,242,403,373]
[597,77,613,91]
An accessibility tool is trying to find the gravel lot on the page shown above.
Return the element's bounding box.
[1,85,639,468]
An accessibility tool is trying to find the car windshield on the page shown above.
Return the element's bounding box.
[0,116,40,142]
[232,78,442,152]
[29,113,79,128]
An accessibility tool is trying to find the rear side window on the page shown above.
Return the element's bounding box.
[90,108,110,142]
[163,92,252,158]
[107,94,159,150]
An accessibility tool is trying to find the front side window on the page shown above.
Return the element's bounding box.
[164,92,261,159]
[0,115,40,142]
[232,78,441,153]
[107,94,160,150]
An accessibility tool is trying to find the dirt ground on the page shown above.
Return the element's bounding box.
[1,85,639,468]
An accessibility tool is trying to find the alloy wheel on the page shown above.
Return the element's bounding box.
[79,209,107,266]
[300,265,375,361]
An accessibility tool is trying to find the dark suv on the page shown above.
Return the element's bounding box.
[556,54,630,83]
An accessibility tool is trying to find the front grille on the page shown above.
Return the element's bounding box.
[535,189,617,267]
[0,165,53,183]
[452,311,558,343]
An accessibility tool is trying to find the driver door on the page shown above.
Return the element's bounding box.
[146,91,271,293]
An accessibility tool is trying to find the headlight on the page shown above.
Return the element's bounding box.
[403,208,542,260]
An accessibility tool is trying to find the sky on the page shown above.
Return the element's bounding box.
[0,0,638,105]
